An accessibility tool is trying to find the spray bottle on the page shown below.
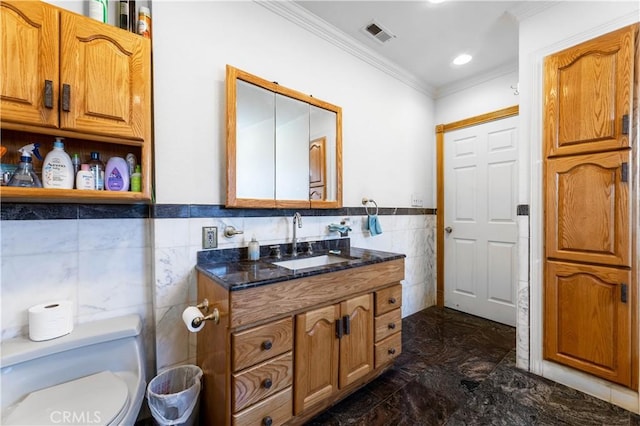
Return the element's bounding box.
[8,144,43,188]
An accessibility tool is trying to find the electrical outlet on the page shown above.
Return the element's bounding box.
[202,226,218,249]
[411,193,424,207]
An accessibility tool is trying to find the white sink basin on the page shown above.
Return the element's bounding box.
[272,254,349,270]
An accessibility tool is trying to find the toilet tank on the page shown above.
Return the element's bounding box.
[0,315,146,423]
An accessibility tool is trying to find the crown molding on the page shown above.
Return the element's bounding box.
[255,0,436,97]
[435,63,519,99]
[507,1,559,22]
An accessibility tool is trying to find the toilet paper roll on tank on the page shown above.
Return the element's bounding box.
[28,300,74,341]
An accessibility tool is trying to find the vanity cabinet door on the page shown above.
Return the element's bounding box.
[294,304,340,415]
[339,294,374,388]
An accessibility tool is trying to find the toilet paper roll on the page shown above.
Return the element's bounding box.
[28,300,74,341]
[182,306,205,333]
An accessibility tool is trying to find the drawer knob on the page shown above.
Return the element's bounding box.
[388,323,396,330]
[388,347,396,355]
[262,340,273,350]
[263,416,273,426]
[263,378,273,389]
[389,297,396,304]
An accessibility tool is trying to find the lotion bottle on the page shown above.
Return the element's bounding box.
[105,156,130,191]
[76,164,95,190]
[248,237,260,261]
[42,138,73,189]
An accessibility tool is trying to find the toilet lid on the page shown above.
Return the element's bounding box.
[4,370,129,426]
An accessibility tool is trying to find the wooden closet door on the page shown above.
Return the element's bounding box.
[544,261,632,387]
[339,294,374,388]
[545,150,631,267]
[544,24,636,157]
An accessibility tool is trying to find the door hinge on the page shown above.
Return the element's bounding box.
[621,283,628,303]
[621,162,628,183]
[622,114,629,135]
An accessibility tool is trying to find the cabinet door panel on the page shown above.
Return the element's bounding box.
[544,24,636,156]
[545,151,630,266]
[294,304,339,415]
[60,13,150,140]
[0,1,58,127]
[339,293,374,388]
[544,261,631,387]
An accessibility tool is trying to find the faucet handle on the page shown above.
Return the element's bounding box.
[269,245,282,259]
[306,241,314,255]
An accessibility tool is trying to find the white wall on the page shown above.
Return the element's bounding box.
[435,70,519,125]
[519,0,640,412]
[152,1,435,208]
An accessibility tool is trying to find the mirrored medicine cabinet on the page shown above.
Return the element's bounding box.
[226,65,342,208]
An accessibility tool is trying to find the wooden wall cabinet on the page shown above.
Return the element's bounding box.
[543,23,638,389]
[197,259,404,426]
[0,0,152,203]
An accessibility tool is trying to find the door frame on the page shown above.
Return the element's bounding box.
[435,105,519,306]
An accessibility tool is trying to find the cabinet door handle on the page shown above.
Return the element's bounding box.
[389,297,396,304]
[622,114,629,135]
[263,378,272,389]
[44,80,53,109]
[336,317,344,339]
[62,84,71,112]
[343,315,351,335]
[262,340,272,351]
[388,347,396,355]
[262,416,273,426]
[621,162,628,183]
[621,283,628,304]
[388,322,396,330]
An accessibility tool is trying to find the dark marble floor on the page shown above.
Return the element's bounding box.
[305,306,640,426]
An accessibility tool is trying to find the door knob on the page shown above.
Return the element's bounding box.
[445,226,453,234]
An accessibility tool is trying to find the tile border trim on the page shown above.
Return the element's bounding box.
[1,203,436,221]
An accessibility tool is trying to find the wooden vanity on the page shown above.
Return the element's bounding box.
[196,251,404,426]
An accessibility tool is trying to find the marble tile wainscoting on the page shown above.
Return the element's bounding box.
[0,203,436,376]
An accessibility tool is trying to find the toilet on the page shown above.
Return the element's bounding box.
[1,314,146,426]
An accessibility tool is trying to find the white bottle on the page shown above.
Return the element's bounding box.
[76,164,95,190]
[42,138,74,189]
[248,237,260,261]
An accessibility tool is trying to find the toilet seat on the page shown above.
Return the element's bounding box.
[4,370,130,426]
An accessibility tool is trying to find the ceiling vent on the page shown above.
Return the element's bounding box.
[363,21,395,44]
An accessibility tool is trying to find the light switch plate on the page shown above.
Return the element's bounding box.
[411,193,424,207]
[202,226,218,249]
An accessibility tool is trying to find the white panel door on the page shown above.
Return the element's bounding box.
[444,116,518,326]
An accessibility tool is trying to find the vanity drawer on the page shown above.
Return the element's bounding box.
[232,386,292,426]
[375,284,402,315]
[233,352,293,413]
[233,317,293,372]
[374,332,402,369]
[375,308,402,342]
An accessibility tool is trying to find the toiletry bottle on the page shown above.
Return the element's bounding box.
[71,153,81,188]
[42,137,74,189]
[105,156,130,191]
[248,237,260,261]
[88,151,105,190]
[89,0,108,23]
[118,0,129,30]
[125,153,137,176]
[7,144,43,188]
[130,164,141,192]
[137,6,151,38]
[76,164,95,190]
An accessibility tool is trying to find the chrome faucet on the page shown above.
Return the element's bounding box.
[292,212,302,257]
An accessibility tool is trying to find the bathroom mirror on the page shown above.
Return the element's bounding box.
[226,65,342,208]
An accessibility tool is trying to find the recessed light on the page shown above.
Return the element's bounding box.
[453,53,472,66]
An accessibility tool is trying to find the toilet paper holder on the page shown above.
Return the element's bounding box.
[191,299,220,327]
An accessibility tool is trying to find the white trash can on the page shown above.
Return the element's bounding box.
[147,365,203,426]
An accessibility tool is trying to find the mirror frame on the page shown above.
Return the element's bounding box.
[226,65,343,209]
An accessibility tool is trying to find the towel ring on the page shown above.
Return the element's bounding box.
[362,198,378,216]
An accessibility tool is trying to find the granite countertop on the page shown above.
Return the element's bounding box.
[196,238,405,291]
